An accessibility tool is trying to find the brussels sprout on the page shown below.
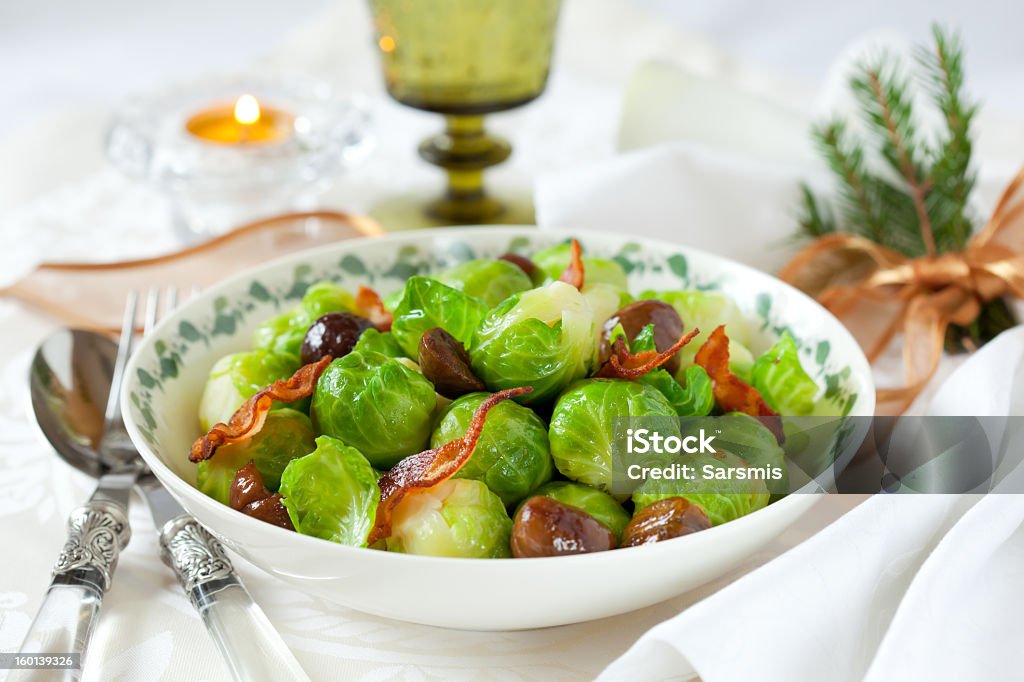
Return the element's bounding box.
[311,350,437,468]
[391,276,489,359]
[623,325,714,416]
[430,392,552,505]
[632,451,770,525]
[643,289,754,377]
[710,413,789,495]
[583,283,627,351]
[643,366,715,417]
[386,479,512,558]
[196,409,316,505]
[279,436,379,546]
[439,259,533,307]
[253,281,356,357]
[470,282,596,404]
[352,328,404,358]
[526,481,631,542]
[532,243,628,289]
[726,340,756,382]
[383,288,404,312]
[197,350,299,431]
[751,333,819,415]
[549,379,679,492]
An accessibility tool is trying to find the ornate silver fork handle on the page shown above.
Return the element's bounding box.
[139,475,309,682]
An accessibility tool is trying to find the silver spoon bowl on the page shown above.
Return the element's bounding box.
[29,329,120,479]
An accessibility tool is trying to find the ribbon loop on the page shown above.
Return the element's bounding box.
[781,168,1024,415]
[911,254,972,290]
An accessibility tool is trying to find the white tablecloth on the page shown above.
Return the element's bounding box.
[1,0,1018,679]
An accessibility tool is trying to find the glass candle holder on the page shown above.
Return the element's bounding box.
[106,74,372,242]
[369,0,561,224]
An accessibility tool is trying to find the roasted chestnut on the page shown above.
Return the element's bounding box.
[229,461,270,510]
[418,327,486,399]
[621,497,711,547]
[229,461,295,530]
[241,493,294,530]
[511,496,616,558]
[600,300,685,375]
[498,252,540,281]
[300,312,375,364]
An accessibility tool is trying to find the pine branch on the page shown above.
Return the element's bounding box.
[797,183,836,238]
[812,121,886,241]
[852,61,937,256]
[798,29,979,259]
[919,25,977,252]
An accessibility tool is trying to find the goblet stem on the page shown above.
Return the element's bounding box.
[418,114,511,223]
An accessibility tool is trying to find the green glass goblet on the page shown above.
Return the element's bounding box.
[369,0,562,223]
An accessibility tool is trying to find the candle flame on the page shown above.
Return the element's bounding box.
[234,94,261,125]
[378,35,396,53]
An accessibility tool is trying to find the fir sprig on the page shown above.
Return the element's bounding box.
[798,25,978,258]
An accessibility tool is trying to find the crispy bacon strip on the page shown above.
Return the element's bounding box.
[557,239,585,290]
[694,325,784,443]
[595,328,700,379]
[355,285,393,331]
[367,386,532,545]
[189,356,331,463]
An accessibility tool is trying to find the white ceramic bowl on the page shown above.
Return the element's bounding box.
[122,227,874,630]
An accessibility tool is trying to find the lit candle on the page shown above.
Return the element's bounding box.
[186,93,294,145]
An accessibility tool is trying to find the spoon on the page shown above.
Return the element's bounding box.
[24,321,308,681]
[16,321,139,682]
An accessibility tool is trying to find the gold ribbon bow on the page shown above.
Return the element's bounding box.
[779,169,1024,415]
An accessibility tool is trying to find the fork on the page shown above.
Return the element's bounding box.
[128,291,309,682]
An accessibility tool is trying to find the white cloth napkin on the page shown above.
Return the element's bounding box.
[600,326,1024,682]
[533,34,1024,681]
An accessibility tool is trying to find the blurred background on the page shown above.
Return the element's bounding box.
[3,0,1022,136]
[1,0,1022,290]
[2,0,1022,207]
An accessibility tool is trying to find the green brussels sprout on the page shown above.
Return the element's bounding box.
[430,392,552,505]
[439,258,533,307]
[382,288,404,312]
[531,243,628,289]
[549,379,679,492]
[391,276,489,359]
[311,350,437,468]
[751,333,819,415]
[642,289,754,377]
[470,282,596,404]
[386,479,512,558]
[712,413,789,495]
[632,451,770,525]
[642,366,715,417]
[279,436,379,546]
[352,328,404,358]
[196,408,316,505]
[727,340,755,382]
[197,350,299,431]
[622,324,714,416]
[253,281,356,357]
[582,282,627,348]
[525,481,631,542]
